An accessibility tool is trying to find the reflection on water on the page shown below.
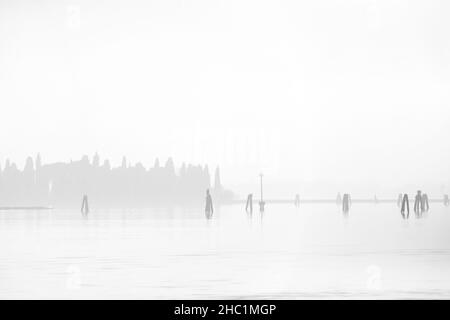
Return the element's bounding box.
[1,204,450,299]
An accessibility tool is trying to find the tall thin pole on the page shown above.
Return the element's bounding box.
[259,173,263,202]
[259,173,265,212]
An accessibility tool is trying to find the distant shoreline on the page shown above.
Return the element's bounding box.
[0,206,53,211]
[0,198,448,211]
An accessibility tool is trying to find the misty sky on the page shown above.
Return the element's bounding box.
[1,0,449,195]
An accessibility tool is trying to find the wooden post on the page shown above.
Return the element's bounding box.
[81,195,89,215]
[259,173,265,212]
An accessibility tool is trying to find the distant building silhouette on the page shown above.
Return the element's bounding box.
[211,167,233,203]
[214,167,222,191]
[93,153,100,167]
[0,154,234,208]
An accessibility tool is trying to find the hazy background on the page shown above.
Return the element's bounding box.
[1,0,449,198]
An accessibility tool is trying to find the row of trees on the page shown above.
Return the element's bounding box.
[0,154,234,208]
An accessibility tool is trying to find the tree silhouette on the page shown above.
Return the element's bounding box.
[0,154,234,208]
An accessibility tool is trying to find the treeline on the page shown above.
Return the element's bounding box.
[0,154,234,208]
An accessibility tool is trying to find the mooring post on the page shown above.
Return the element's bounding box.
[245,194,253,213]
[422,193,429,212]
[414,190,422,216]
[342,194,351,213]
[397,193,403,208]
[294,194,300,207]
[401,194,410,218]
[336,193,342,205]
[81,195,89,215]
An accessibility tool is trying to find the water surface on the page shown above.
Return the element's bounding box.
[1,203,450,299]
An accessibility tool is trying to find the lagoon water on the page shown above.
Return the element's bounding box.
[1,203,450,299]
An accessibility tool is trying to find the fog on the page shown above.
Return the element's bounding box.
[1,0,449,197]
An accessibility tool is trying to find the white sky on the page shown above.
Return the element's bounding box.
[1,0,449,195]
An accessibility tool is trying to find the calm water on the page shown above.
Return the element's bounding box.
[1,203,450,299]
